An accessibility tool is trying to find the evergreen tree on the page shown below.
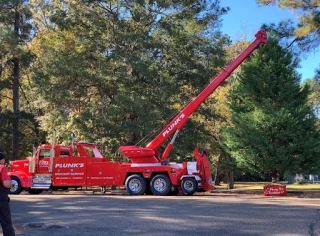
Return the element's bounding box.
[0,0,35,160]
[222,36,320,182]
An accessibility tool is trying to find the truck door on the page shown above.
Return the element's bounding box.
[52,148,86,187]
[37,149,51,174]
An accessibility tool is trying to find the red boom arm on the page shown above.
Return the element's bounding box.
[146,30,267,160]
[119,30,267,162]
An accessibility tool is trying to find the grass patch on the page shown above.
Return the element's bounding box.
[286,183,320,190]
[214,182,320,191]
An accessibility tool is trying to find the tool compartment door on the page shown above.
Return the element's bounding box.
[86,159,117,186]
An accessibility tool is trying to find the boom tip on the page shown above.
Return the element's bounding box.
[255,30,267,44]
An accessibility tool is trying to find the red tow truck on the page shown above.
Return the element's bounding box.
[9,30,267,196]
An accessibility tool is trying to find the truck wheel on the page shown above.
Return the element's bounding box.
[10,176,22,195]
[27,189,43,194]
[181,177,198,195]
[150,174,171,196]
[125,174,146,195]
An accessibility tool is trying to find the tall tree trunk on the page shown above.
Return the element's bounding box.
[214,167,220,185]
[214,150,223,185]
[12,58,19,161]
[271,173,279,183]
[12,10,20,161]
[227,170,234,189]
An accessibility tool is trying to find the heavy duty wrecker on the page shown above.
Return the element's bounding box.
[9,30,267,196]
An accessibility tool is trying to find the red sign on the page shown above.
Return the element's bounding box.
[264,185,287,196]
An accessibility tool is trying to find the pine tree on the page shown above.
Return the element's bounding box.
[222,36,320,182]
[0,0,34,160]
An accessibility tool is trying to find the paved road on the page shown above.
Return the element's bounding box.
[7,193,320,236]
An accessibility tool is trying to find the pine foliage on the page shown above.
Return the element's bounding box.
[223,36,320,180]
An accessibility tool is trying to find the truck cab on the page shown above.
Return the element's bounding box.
[9,142,111,194]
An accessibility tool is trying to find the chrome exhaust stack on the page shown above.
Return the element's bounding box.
[49,129,56,172]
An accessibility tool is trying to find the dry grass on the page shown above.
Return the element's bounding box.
[215,182,320,191]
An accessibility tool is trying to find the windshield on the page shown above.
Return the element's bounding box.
[39,149,51,160]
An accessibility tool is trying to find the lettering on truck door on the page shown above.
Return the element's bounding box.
[53,148,86,187]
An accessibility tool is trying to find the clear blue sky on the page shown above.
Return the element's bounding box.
[220,0,319,81]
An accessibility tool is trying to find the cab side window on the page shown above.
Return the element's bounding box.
[39,149,50,160]
[84,147,94,157]
[60,151,70,157]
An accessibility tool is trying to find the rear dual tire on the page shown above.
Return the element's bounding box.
[125,174,146,195]
[126,174,197,196]
[150,174,172,196]
[181,177,198,196]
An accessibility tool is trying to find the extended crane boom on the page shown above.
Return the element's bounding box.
[119,30,267,162]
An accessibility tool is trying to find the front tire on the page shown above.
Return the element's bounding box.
[150,174,171,196]
[125,174,146,195]
[10,176,22,195]
[181,177,198,195]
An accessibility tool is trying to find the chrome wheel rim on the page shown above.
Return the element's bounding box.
[183,180,195,191]
[10,179,19,193]
[154,178,167,193]
[128,179,142,193]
